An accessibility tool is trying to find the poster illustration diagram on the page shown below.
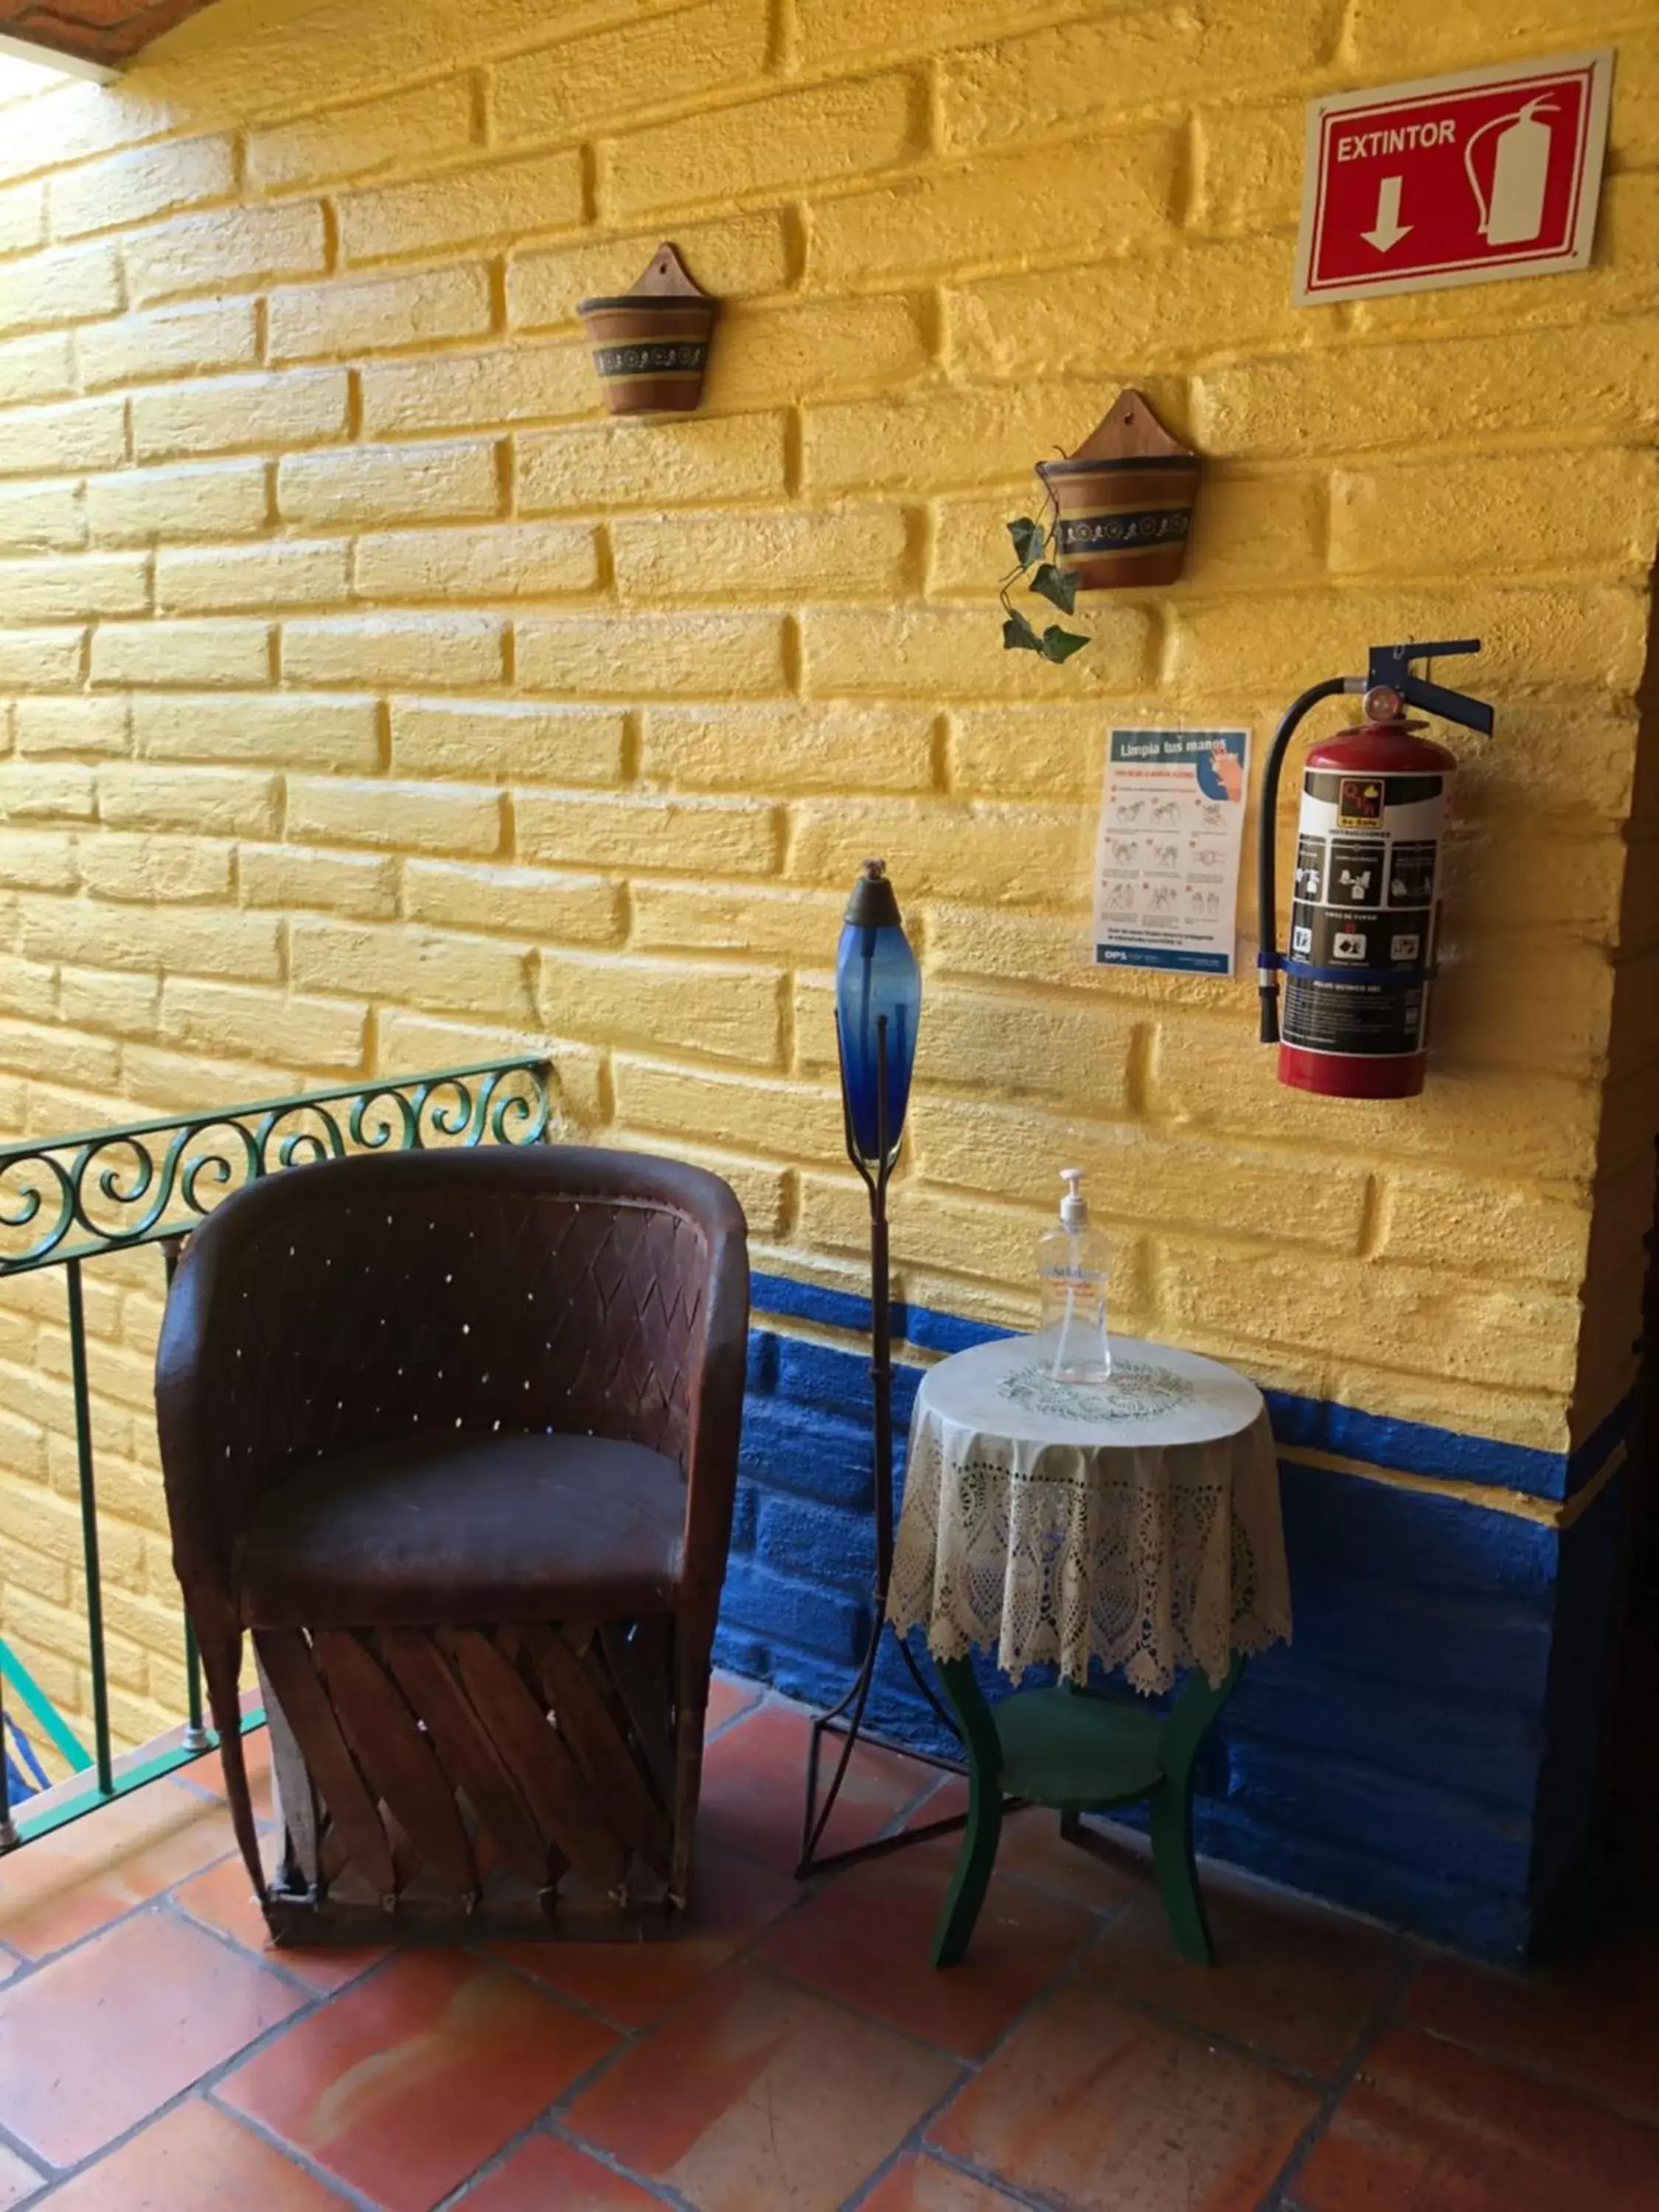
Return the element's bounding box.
[1093,728,1251,975]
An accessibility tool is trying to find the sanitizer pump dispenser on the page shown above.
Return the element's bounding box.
[1035,1169,1113,1385]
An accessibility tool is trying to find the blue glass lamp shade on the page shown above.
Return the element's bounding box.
[835,859,921,1164]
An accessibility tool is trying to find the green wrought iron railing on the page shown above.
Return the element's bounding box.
[0,1057,554,1851]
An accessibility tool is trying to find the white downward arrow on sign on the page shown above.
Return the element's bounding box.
[1362,175,1412,253]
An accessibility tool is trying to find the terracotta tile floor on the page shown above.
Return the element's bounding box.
[0,1677,1654,2211]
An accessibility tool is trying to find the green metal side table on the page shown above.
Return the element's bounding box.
[886,1333,1292,1970]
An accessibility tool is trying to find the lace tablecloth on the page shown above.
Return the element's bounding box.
[887,1334,1292,1693]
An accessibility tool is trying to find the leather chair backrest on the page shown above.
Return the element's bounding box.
[157,1144,748,1593]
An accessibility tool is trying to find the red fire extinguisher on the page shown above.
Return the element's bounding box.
[1257,639,1492,1099]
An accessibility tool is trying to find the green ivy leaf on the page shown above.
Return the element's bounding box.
[1040,623,1090,664]
[1030,561,1080,614]
[1002,608,1043,653]
[1006,517,1046,569]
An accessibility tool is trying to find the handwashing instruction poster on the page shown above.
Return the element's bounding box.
[1092,728,1251,975]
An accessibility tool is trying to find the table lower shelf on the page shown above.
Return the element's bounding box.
[931,1653,1243,1969]
[993,1687,1166,1809]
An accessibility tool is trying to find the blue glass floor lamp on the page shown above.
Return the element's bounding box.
[796,860,964,1877]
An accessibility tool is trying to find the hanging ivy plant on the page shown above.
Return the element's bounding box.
[999,514,1088,663]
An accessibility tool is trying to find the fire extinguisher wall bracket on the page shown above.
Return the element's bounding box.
[1256,640,1493,1101]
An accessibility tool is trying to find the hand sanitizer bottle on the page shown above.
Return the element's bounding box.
[1036,1169,1113,1385]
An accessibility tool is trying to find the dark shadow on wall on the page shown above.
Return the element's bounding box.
[1584,545,1659,1927]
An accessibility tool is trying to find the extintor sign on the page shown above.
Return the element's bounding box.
[1295,50,1613,306]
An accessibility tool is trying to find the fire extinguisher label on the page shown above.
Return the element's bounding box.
[1336,778,1385,829]
[1306,771,1444,811]
[1284,975,1427,1055]
[1288,904,1434,974]
[1387,841,1437,905]
[1328,836,1385,908]
[1282,766,1447,1061]
[1293,835,1325,902]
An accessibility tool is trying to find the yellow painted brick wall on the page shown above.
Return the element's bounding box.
[0,0,1655,1749]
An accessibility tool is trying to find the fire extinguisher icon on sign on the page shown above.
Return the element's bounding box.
[1465,97,1557,246]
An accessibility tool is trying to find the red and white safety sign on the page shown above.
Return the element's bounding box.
[1294,50,1613,306]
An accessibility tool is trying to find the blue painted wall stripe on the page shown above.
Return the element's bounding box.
[748,1267,1627,1506]
[1260,1388,1568,1500]
[749,1267,1009,1357]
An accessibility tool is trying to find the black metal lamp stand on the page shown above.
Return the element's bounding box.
[795,1014,967,1879]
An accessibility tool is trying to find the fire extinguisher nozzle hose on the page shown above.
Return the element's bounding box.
[1257,675,1354,1054]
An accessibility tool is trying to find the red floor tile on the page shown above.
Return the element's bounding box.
[495,1848,800,2030]
[1400,1927,1659,2126]
[759,1834,1095,2058]
[44,2099,349,2210]
[860,2156,1031,2211]
[0,1780,240,1958]
[462,2135,664,2208]
[698,1703,933,1874]
[0,1907,305,2166]
[195,1724,274,1821]
[985,1806,1147,1916]
[706,1674,765,1734]
[1084,1874,1404,2078]
[930,1977,1318,2211]
[0,2143,44,2211]
[899,1792,1148,1917]
[901,1771,970,1831]
[894,1779,1149,1922]
[1295,2025,1659,2211]
[220,1949,616,2212]
[566,1961,959,2211]
[173,1855,383,1994]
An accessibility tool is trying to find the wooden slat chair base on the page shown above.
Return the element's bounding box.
[256,1615,683,1944]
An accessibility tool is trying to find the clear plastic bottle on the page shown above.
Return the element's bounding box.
[1035,1169,1113,1385]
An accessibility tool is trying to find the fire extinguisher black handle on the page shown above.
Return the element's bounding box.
[1257,675,1360,1046]
[1368,639,1494,736]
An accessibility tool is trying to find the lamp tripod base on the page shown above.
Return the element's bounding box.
[796,1619,969,1876]
[796,1614,967,1879]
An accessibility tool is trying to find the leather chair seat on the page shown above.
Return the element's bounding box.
[234,1430,686,1628]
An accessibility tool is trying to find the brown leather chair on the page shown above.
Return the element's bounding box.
[155,1144,748,1942]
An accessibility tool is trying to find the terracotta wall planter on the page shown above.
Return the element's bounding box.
[577,243,717,416]
[1037,390,1200,588]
